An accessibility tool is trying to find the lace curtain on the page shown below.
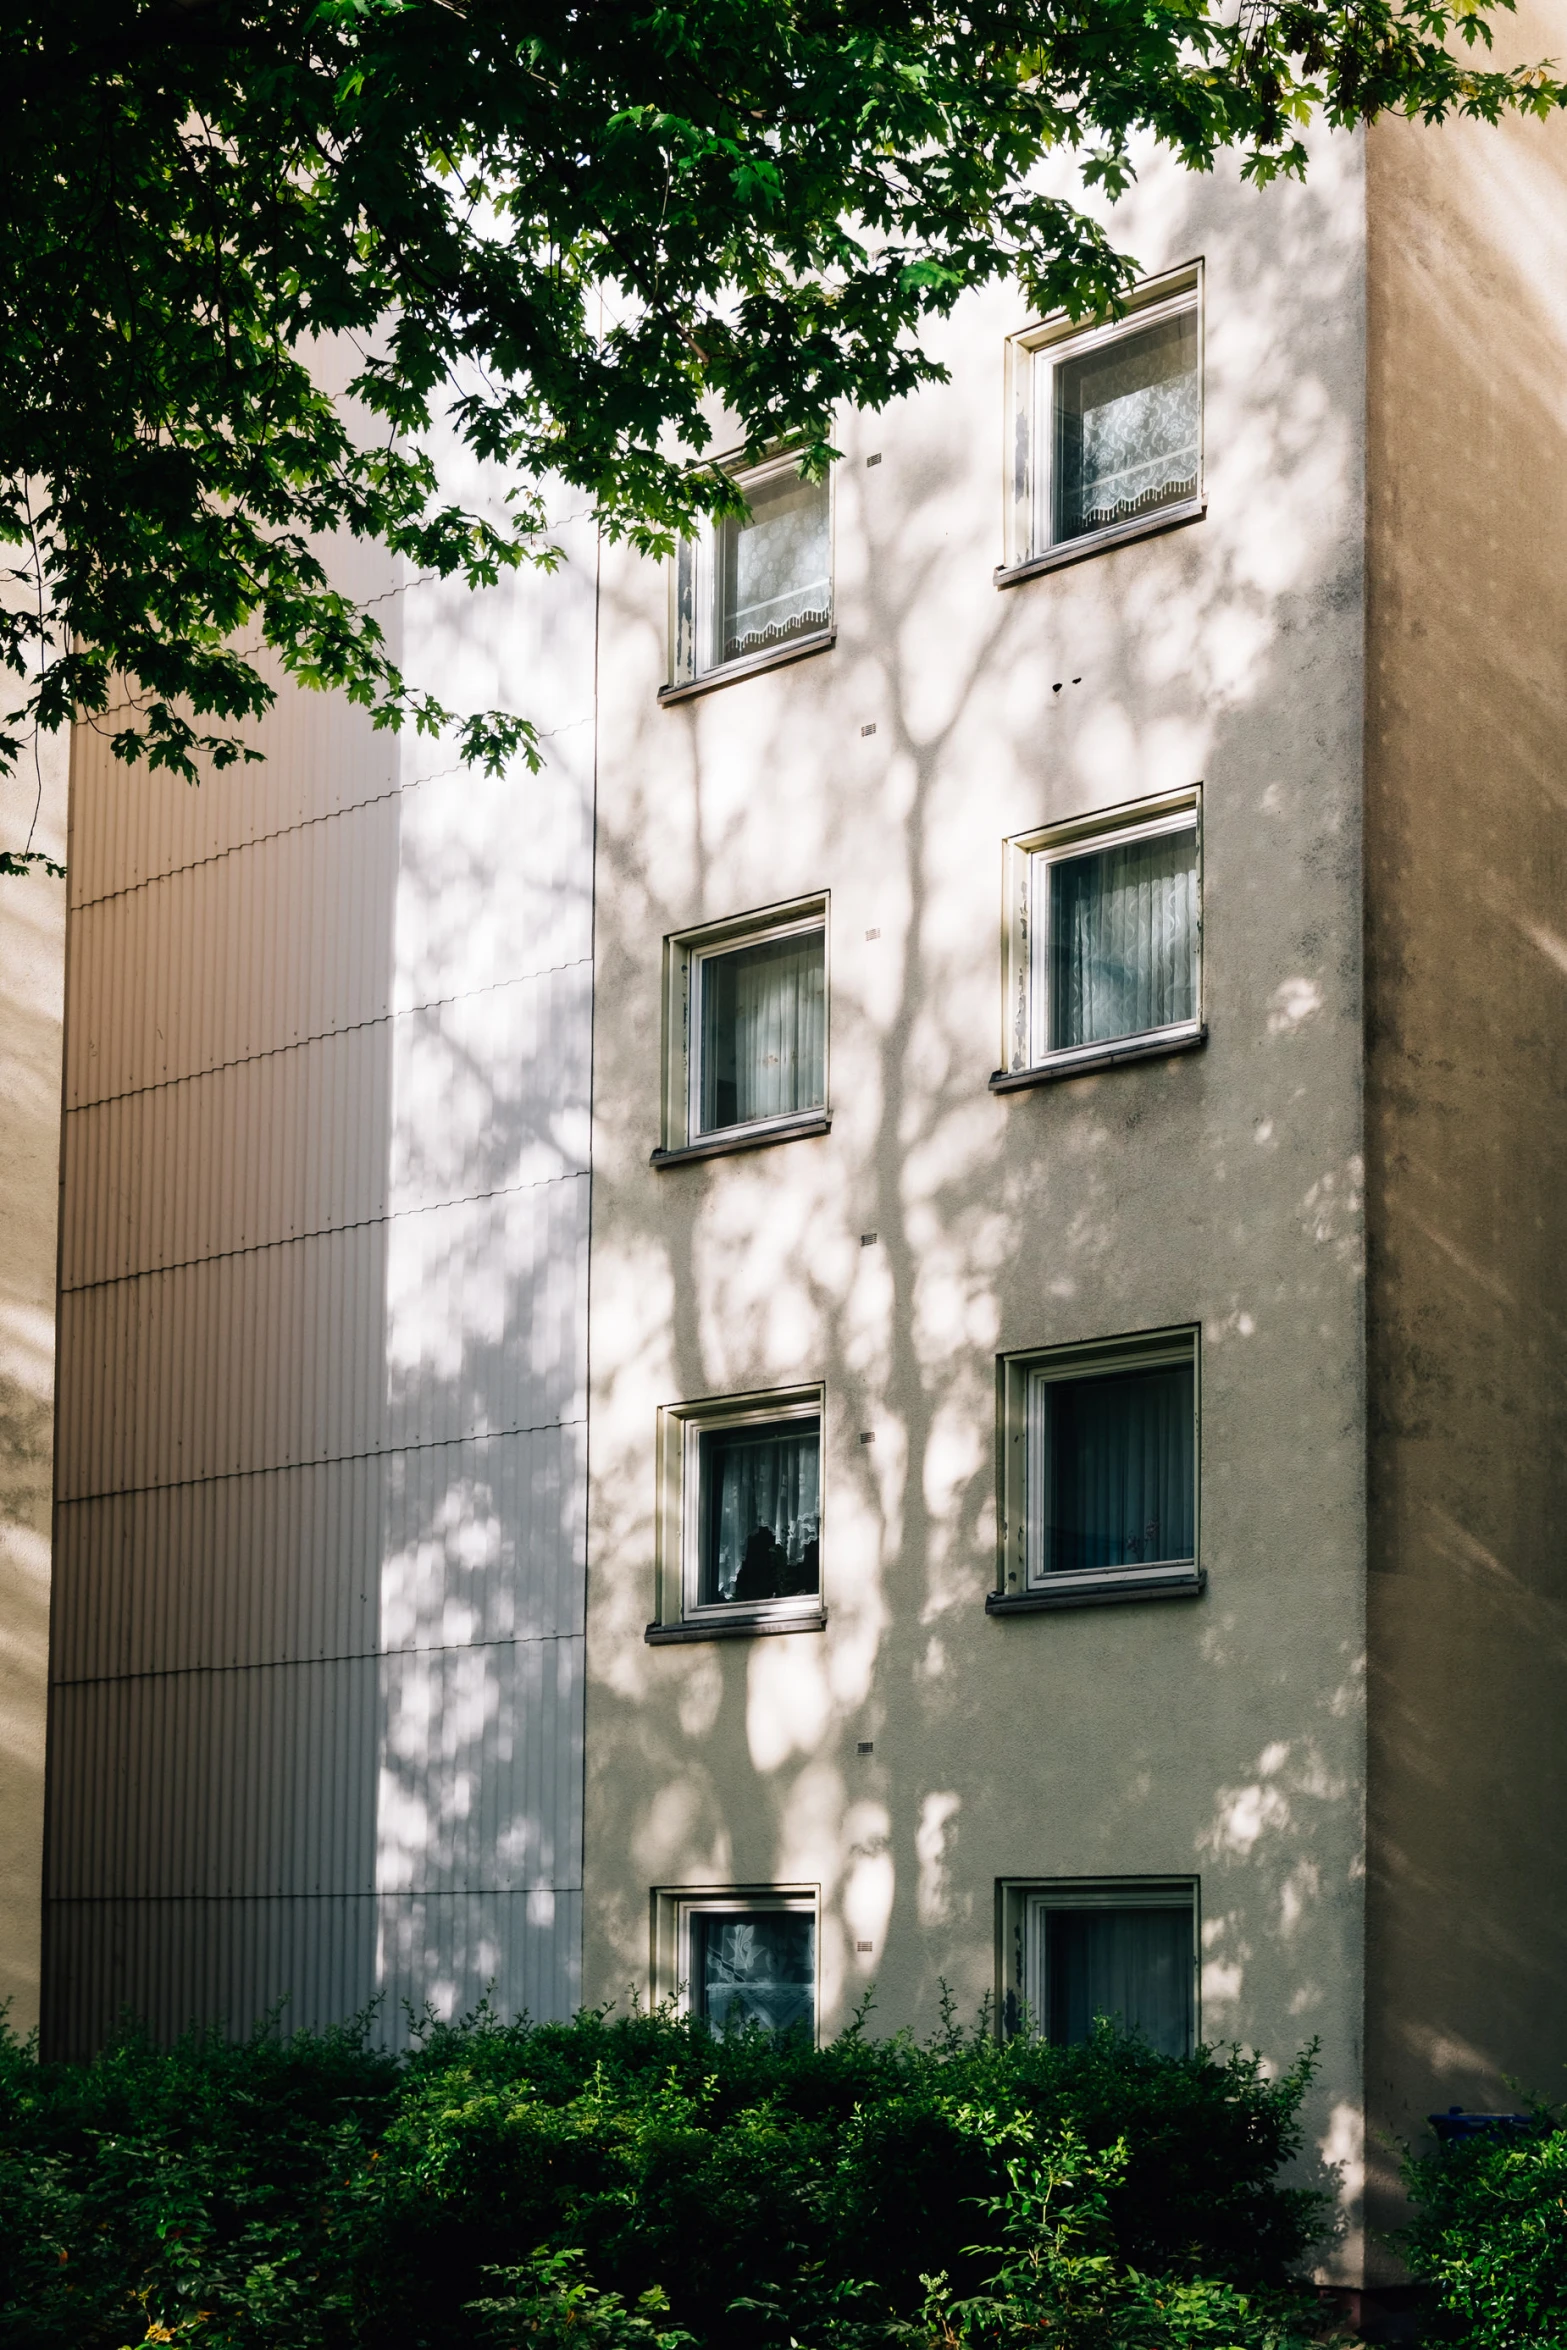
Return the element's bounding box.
[695,1912,815,2037]
[715,470,831,663]
[701,1419,821,1604]
[1037,1363,1194,1575]
[1053,311,1199,542]
[700,929,826,1132]
[1046,827,1197,1052]
[1044,1907,1192,2055]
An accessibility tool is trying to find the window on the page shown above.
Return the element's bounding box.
[1002,268,1202,578]
[667,452,834,691]
[997,791,1202,1085]
[648,1386,826,1641]
[993,1330,1202,1611]
[999,1880,1198,2053]
[656,899,829,1162]
[697,925,825,1135]
[700,1415,820,1606]
[655,1890,818,2038]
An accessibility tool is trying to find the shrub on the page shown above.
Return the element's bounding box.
[0,2008,397,2349]
[906,2111,1320,2350]
[0,2003,1328,2350]
[1403,2114,1567,2350]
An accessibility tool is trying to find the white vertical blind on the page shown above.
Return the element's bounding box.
[1043,1906,1193,2055]
[1033,1362,1194,1576]
[699,927,826,1131]
[1043,826,1196,1054]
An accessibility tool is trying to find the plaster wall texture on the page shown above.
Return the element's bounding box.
[0,717,69,2038]
[585,139,1370,2274]
[48,463,597,2052]
[1364,39,1567,2252]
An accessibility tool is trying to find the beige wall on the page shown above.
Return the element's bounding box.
[586,139,1373,2279]
[1364,41,1567,2258]
[0,722,69,2039]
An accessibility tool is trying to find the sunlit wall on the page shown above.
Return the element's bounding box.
[0,702,68,2038]
[585,134,1372,2279]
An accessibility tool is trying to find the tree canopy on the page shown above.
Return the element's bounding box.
[1,0,1559,871]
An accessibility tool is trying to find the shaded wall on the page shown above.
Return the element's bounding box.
[46,484,596,2052]
[0,719,69,2036]
[1364,38,1567,2257]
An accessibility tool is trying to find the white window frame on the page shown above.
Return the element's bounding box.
[1001,265,1204,580]
[997,1877,1200,2049]
[665,448,836,694]
[995,1328,1201,1609]
[658,896,830,1159]
[650,1384,826,1640]
[1001,788,1203,1080]
[653,1886,820,2038]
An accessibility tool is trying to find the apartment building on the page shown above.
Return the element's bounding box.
[36,45,1567,2300]
[580,97,1567,2284]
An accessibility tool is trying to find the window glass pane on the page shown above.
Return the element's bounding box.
[1041,1362,1194,1574]
[1045,1907,1192,2056]
[1046,827,1196,1053]
[700,1418,820,1605]
[698,928,825,1133]
[714,469,831,666]
[1052,312,1198,543]
[694,1911,815,2037]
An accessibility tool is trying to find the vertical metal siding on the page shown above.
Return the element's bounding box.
[65,796,405,1109]
[46,1897,382,2057]
[389,764,593,1013]
[47,1660,381,1900]
[374,1888,583,2043]
[51,1423,585,1684]
[376,1635,583,1894]
[57,958,592,1292]
[69,603,400,910]
[48,522,595,2055]
[56,1175,588,1499]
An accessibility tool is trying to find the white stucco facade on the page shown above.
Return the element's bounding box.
[584,135,1372,2275]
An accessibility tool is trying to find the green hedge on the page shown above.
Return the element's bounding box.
[1402,2116,1567,2350]
[0,2004,1329,2350]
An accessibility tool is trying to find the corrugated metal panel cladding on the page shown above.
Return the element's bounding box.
[46,522,598,2055]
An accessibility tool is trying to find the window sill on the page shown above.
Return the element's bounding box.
[652,1112,832,1168]
[658,629,836,705]
[990,1024,1206,1093]
[646,1606,827,1645]
[994,501,1205,589]
[987,1565,1204,1613]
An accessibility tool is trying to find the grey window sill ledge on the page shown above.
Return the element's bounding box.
[987,1567,1205,1613]
[657,630,836,705]
[646,1608,827,1645]
[994,502,1205,589]
[990,1025,1206,1094]
[652,1112,831,1168]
